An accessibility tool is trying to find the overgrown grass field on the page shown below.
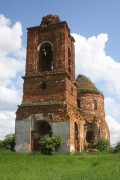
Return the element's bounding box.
[0,151,120,180]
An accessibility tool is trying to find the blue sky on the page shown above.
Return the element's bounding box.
[0,0,120,144]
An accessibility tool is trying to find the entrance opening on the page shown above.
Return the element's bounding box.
[39,42,53,72]
[86,130,94,143]
[31,121,52,151]
[74,122,79,151]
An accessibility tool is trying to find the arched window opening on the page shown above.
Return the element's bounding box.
[74,122,79,151]
[38,121,52,137]
[68,48,71,74]
[77,99,80,108]
[93,99,97,110]
[86,130,94,143]
[39,42,53,72]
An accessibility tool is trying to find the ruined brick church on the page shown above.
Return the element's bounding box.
[15,15,109,153]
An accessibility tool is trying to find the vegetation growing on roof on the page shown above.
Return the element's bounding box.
[76,74,103,95]
[77,87,103,95]
[77,74,92,83]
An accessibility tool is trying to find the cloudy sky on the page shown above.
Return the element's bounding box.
[0,0,120,145]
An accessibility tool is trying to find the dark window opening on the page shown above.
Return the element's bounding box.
[77,99,80,108]
[39,42,53,72]
[71,87,73,94]
[93,99,97,110]
[86,130,94,143]
[41,82,47,90]
[68,48,71,74]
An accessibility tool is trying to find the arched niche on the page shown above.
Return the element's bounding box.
[68,47,71,74]
[74,122,79,151]
[93,99,97,110]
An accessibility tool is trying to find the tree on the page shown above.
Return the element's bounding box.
[114,142,120,153]
[0,133,15,151]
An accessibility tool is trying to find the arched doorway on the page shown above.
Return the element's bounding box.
[74,122,79,151]
[39,42,53,72]
[31,121,52,151]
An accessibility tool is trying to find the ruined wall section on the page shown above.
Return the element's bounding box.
[67,104,85,152]
[77,92,110,142]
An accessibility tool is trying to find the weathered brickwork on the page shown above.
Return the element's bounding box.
[15,15,109,153]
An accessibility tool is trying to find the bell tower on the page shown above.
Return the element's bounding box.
[15,15,84,153]
[23,14,76,106]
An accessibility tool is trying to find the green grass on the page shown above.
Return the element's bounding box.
[0,151,120,180]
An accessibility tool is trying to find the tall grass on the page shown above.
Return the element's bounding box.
[0,151,120,180]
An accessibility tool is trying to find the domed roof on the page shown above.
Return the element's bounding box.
[76,75,102,94]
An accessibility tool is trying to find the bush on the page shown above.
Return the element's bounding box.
[86,142,94,149]
[109,146,115,153]
[0,140,4,150]
[0,134,15,151]
[95,139,109,152]
[113,142,120,153]
[39,135,61,155]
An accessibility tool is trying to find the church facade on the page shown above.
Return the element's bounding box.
[15,15,109,153]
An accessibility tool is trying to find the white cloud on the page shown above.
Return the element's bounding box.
[0,56,25,86]
[0,14,25,139]
[0,86,22,111]
[106,115,120,145]
[0,14,23,55]
[0,14,10,27]
[0,111,15,139]
[105,97,120,118]
[0,14,25,86]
